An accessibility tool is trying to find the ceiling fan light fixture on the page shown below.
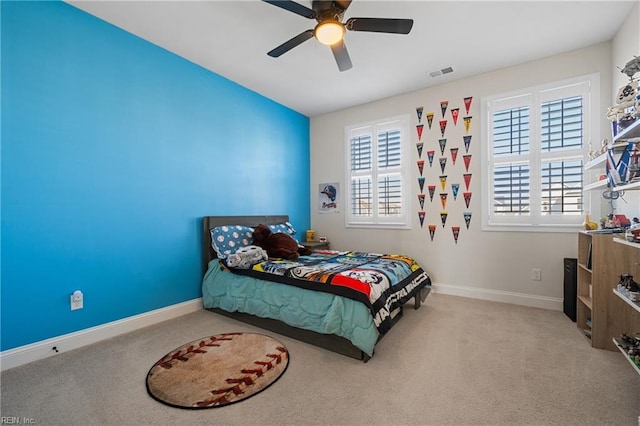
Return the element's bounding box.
[314,21,345,46]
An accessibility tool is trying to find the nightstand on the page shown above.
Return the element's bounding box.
[302,240,330,251]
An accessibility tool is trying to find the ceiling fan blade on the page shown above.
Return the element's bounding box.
[267,29,314,57]
[262,0,315,19]
[330,41,353,72]
[333,0,353,11]
[345,17,414,34]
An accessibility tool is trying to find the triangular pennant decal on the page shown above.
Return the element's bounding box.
[463,173,472,190]
[439,120,448,137]
[452,226,460,244]
[463,192,472,208]
[418,211,426,227]
[428,224,436,241]
[428,185,436,202]
[463,211,472,229]
[440,211,448,228]
[427,150,435,167]
[463,116,472,133]
[439,157,447,173]
[464,96,473,115]
[451,108,460,125]
[416,106,424,123]
[451,183,460,200]
[439,175,447,191]
[463,135,472,153]
[440,101,449,118]
[426,112,434,129]
[427,185,436,202]
[418,194,425,209]
[450,147,459,165]
[463,154,472,172]
[416,143,424,158]
[416,124,424,141]
[439,138,447,155]
[440,193,448,210]
[417,159,425,176]
[418,176,426,192]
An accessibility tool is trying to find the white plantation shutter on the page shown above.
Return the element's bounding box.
[483,75,596,230]
[346,116,409,228]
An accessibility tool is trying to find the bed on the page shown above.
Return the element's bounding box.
[201,215,431,361]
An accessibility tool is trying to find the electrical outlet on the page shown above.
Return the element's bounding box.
[71,290,83,310]
[531,268,542,281]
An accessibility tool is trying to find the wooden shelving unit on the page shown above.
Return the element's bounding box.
[576,232,640,351]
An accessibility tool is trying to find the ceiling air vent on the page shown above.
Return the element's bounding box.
[428,66,454,78]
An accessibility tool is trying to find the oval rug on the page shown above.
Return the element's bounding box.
[146,332,288,409]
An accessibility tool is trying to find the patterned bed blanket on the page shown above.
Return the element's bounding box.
[229,250,431,334]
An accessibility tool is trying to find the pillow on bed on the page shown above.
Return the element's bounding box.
[211,225,254,259]
[268,222,298,242]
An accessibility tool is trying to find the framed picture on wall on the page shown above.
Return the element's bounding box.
[319,183,340,213]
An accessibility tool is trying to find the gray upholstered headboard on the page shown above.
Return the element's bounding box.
[202,215,289,275]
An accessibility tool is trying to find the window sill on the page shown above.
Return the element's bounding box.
[482,224,583,233]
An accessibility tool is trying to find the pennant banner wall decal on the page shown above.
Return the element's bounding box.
[440,211,448,228]
[439,157,447,173]
[428,224,436,241]
[439,175,447,191]
[418,176,425,192]
[463,192,472,208]
[440,100,449,118]
[463,211,472,229]
[439,120,448,137]
[463,173,472,190]
[464,96,473,114]
[416,106,424,123]
[418,194,425,209]
[427,150,435,167]
[426,112,434,129]
[451,183,460,200]
[416,143,424,158]
[439,138,447,155]
[463,116,472,133]
[417,159,425,176]
[450,147,459,165]
[416,124,424,141]
[451,108,460,125]
[452,226,460,244]
[463,154,472,172]
[440,193,448,210]
[418,211,426,227]
[428,185,436,202]
[463,135,472,153]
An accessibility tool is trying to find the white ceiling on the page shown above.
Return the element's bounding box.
[67,0,636,117]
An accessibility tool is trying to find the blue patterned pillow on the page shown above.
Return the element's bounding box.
[268,222,298,242]
[211,225,254,259]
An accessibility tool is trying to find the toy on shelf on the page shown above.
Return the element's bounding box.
[606,56,640,129]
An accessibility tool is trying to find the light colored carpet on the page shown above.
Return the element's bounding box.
[1,293,639,425]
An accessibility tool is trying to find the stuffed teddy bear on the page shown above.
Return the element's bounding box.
[225,245,268,269]
[252,223,310,260]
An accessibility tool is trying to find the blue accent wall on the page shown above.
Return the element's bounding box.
[1,2,310,351]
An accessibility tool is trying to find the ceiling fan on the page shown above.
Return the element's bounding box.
[262,0,414,72]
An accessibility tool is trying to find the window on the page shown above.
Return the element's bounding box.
[481,74,598,231]
[345,116,410,228]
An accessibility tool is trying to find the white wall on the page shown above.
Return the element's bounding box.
[310,42,614,310]
[611,2,640,220]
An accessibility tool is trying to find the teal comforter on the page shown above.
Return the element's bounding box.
[201,260,379,356]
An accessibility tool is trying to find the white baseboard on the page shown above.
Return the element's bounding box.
[431,283,563,311]
[0,298,203,372]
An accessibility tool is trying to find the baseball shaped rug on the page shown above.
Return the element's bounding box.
[146,332,289,409]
